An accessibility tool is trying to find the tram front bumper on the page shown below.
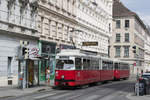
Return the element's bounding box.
[55,79,75,86]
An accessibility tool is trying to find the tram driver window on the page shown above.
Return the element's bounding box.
[75,58,82,70]
[56,60,74,70]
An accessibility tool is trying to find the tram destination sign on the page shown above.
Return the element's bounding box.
[82,42,98,46]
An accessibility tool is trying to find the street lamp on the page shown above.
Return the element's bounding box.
[69,29,83,49]
[70,29,83,33]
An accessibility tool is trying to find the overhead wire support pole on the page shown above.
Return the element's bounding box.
[69,29,83,49]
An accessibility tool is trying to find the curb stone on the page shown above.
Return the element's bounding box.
[0,87,53,99]
[126,93,150,100]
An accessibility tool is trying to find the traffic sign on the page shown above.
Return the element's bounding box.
[82,42,98,46]
[134,63,136,66]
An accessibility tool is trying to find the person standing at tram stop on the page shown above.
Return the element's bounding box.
[141,70,143,75]
[46,66,50,85]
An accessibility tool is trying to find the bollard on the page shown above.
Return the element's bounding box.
[135,82,139,96]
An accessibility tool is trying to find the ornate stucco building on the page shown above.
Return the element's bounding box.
[38,0,77,82]
[38,0,113,83]
[0,0,113,86]
[75,0,113,56]
[0,0,38,86]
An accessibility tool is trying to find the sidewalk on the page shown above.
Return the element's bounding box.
[126,93,150,100]
[0,85,53,98]
[127,75,150,100]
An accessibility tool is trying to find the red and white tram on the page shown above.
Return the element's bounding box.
[113,60,130,80]
[55,49,130,87]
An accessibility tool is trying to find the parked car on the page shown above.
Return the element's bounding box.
[141,73,150,86]
[139,73,150,95]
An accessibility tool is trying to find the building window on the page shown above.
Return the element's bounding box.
[116,33,121,42]
[109,23,111,32]
[115,46,121,57]
[8,57,13,77]
[116,20,121,28]
[124,46,129,57]
[125,20,130,28]
[125,33,129,42]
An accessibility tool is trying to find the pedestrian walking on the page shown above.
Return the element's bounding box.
[46,66,50,85]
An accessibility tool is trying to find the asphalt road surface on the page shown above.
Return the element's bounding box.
[1,79,135,100]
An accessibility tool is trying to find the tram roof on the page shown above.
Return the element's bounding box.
[57,49,87,57]
[57,50,129,64]
[113,59,129,64]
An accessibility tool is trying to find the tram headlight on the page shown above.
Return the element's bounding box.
[61,75,64,79]
[55,71,58,76]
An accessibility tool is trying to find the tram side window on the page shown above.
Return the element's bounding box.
[121,63,124,70]
[75,58,82,70]
[95,59,99,70]
[120,63,123,70]
[102,61,108,70]
[120,63,128,70]
[108,62,113,70]
[87,59,90,70]
[124,64,129,70]
[114,63,119,70]
[83,59,91,70]
[126,64,129,70]
[83,59,87,70]
[90,59,93,70]
[90,59,98,70]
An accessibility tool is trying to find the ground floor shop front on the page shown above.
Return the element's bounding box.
[0,33,39,87]
[0,36,75,87]
[38,41,74,86]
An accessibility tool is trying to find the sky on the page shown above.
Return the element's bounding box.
[120,0,150,26]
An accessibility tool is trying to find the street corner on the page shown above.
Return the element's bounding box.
[126,93,150,100]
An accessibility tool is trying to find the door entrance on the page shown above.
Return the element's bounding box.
[27,60,39,87]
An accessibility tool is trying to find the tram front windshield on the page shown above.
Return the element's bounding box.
[56,60,75,70]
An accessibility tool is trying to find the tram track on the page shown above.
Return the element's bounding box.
[1,79,134,100]
[39,79,134,100]
[67,81,133,100]
[66,81,130,100]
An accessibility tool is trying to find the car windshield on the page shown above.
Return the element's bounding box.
[56,60,74,70]
[142,75,150,79]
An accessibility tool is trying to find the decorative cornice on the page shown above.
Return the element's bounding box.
[39,5,78,24]
[77,21,110,38]
[0,19,38,37]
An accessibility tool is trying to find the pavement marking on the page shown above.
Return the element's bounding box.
[99,95,114,100]
[51,93,71,99]
[66,94,82,100]
[34,93,57,99]
[82,95,100,100]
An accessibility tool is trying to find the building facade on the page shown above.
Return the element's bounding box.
[38,0,77,83]
[38,0,113,83]
[110,0,148,74]
[0,0,38,87]
[75,0,113,57]
[144,26,150,72]
[0,0,113,86]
